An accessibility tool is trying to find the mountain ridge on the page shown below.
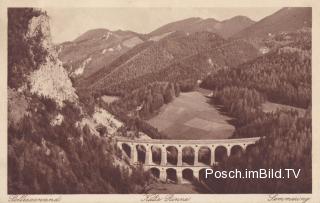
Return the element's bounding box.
[58,29,147,79]
[79,33,259,96]
[232,7,311,39]
[148,16,255,39]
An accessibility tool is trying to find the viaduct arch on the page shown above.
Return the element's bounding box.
[117,137,260,184]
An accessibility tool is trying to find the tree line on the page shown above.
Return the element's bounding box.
[99,81,181,139]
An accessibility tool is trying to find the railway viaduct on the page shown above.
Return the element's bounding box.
[116,137,260,184]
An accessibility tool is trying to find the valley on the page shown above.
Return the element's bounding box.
[147,89,235,140]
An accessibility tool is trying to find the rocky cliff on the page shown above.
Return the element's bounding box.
[8,8,148,194]
[26,14,78,106]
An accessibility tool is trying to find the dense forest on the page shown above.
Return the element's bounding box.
[87,31,225,92]
[97,81,181,139]
[85,38,259,97]
[201,29,311,108]
[8,96,149,193]
[209,87,266,127]
[198,29,311,193]
[201,109,311,193]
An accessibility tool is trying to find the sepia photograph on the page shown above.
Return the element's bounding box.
[2,0,318,202]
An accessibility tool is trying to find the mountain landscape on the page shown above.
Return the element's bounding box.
[58,16,255,81]
[58,29,147,79]
[8,7,312,194]
[84,38,260,97]
[232,7,311,39]
[149,16,255,38]
[58,7,312,92]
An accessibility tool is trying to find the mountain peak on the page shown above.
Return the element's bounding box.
[225,15,255,22]
[201,17,219,22]
[74,28,110,42]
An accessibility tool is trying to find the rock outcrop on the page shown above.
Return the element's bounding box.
[27,13,78,106]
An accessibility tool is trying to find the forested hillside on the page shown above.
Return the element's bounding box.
[86,37,259,97]
[202,29,311,108]
[73,30,260,142]
[76,41,154,89]
[198,28,311,193]
[201,108,311,193]
[58,29,147,79]
[97,82,181,139]
[8,8,150,194]
[88,31,226,92]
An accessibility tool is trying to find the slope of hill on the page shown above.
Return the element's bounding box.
[219,16,256,38]
[149,17,204,36]
[57,28,147,79]
[61,15,256,92]
[8,8,149,194]
[232,7,311,39]
[75,40,155,88]
[83,31,229,94]
[202,29,311,108]
[199,28,311,193]
[86,36,259,97]
[149,16,255,39]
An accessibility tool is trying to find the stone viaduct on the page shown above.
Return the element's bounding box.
[116,137,260,184]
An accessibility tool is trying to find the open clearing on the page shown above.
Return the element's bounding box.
[147,91,235,140]
[101,95,119,104]
[262,101,306,117]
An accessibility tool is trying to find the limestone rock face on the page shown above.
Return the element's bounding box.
[27,13,78,106]
[26,14,51,51]
[29,59,78,106]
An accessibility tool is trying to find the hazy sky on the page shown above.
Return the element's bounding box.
[46,7,281,43]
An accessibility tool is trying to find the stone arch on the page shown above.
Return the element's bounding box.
[198,146,211,165]
[149,167,160,179]
[182,146,194,165]
[199,168,208,182]
[166,146,178,165]
[215,146,227,162]
[166,168,177,183]
[182,168,194,183]
[136,144,146,163]
[151,145,161,165]
[231,145,243,157]
[121,143,131,158]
